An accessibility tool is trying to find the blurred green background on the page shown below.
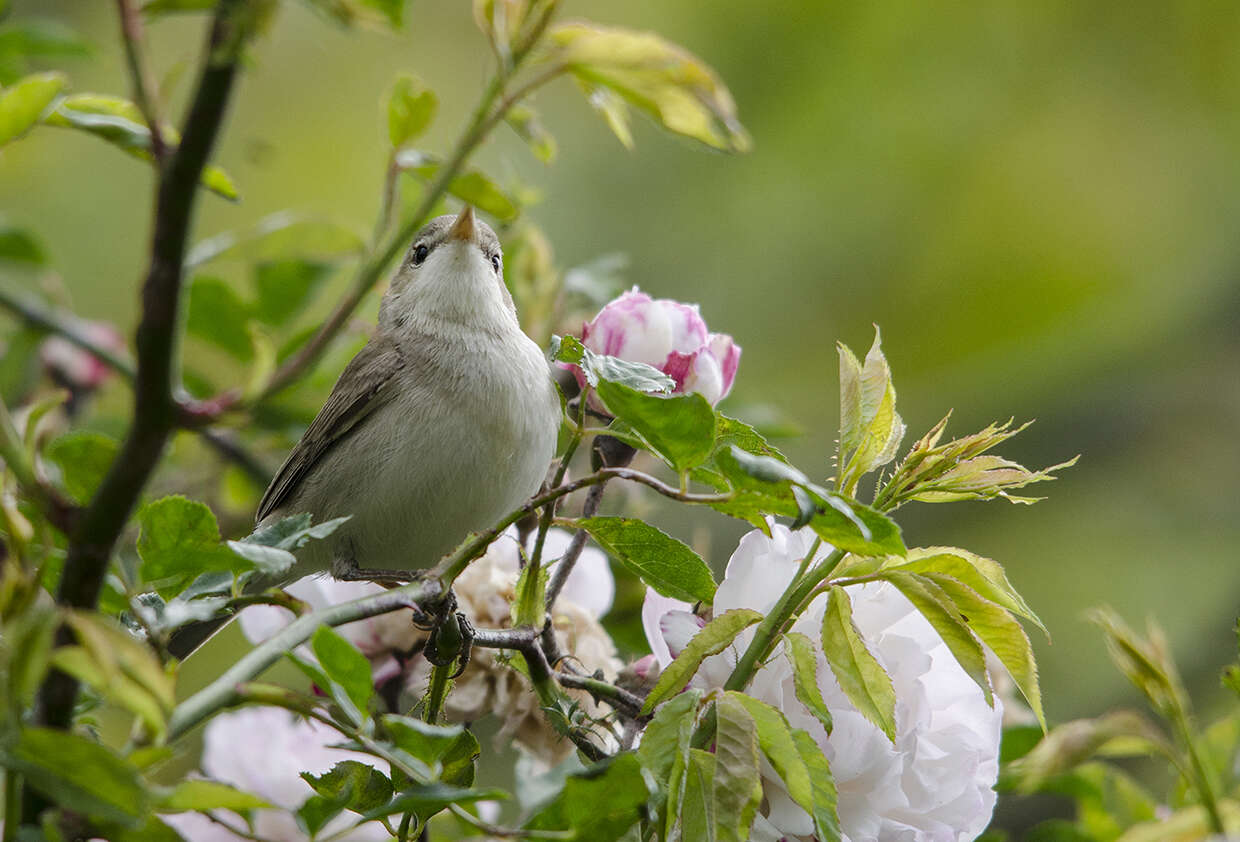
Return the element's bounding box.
[4,0,1239,757]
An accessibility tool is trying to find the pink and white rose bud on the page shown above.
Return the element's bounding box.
[578,288,740,405]
[38,320,125,391]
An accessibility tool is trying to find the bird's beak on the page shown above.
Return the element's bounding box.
[447,205,476,243]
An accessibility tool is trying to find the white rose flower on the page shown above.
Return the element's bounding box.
[161,706,388,841]
[404,526,621,763]
[642,523,1003,842]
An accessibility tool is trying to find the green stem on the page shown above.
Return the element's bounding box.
[168,578,438,740]
[396,812,414,842]
[422,662,452,723]
[723,545,841,693]
[1171,708,1225,834]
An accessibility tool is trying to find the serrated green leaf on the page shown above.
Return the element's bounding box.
[679,748,717,842]
[551,334,674,394]
[0,728,148,825]
[881,547,1046,635]
[387,74,437,147]
[882,571,992,706]
[923,572,1044,729]
[837,342,863,456]
[821,586,896,742]
[159,779,271,811]
[551,23,750,153]
[790,728,841,842]
[642,609,762,714]
[396,149,519,221]
[783,632,832,735]
[50,646,167,737]
[637,688,701,783]
[524,754,651,842]
[137,496,252,597]
[595,379,716,472]
[726,692,813,817]
[714,693,763,842]
[0,71,63,145]
[243,512,350,550]
[311,625,373,716]
[302,760,392,814]
[45,94,239,200]
[43,431,118,505]
[512,558,547,627]
[361,783,506,820]
[579,516,715,604]
[225,540,295,577]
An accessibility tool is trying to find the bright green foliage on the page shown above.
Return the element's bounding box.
[641,609,762,714]
[925,572,1045,728]
[579,516,716,604]
[388,74,437,147]
[187,275,254,359]
[637,688,701,803]
[836,330,905,496]
[821,586,897,742]
[549,23,751,153]
[595,380,717,472]
[791,728,842,842]
[253,259,333,326]
[783,632,833,734]
[512,556,548,625]
[525,754,653,841]
[883,571,993,706]
[43,430,118,504]
[0,728,149,825]
[713,694,764,842]
[137,496,254,597]
[876,415,1077,510]
[311,625,374,716]
[159,778,271,811]
[51,612,176,738]
[0,71,63,144]
[298,760,394,833]
[881,547,1046,635]
[42,93,239,199]
[396,149,520,221]
[552,333,675,393]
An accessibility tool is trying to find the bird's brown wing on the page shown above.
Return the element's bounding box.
[256,333,405,523]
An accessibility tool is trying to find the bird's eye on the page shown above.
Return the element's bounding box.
[412,244,429,265]
[490,254,501,273]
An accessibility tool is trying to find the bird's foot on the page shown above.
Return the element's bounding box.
[334,556,422,585]
[423,593,474,678]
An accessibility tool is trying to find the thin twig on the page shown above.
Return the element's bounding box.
[555,670,646,720]
[30,0,253,786]
[472,626,540,648]
[169,579,437,739]
[544,482,604,610]
[115,0,167,161]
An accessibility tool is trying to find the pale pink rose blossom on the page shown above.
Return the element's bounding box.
[161,706,389,841]
[574,287,740,405]
[39,320,125,391]
[642,523,1003,842]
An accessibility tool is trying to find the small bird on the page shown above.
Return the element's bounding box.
[170,207,559,655]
